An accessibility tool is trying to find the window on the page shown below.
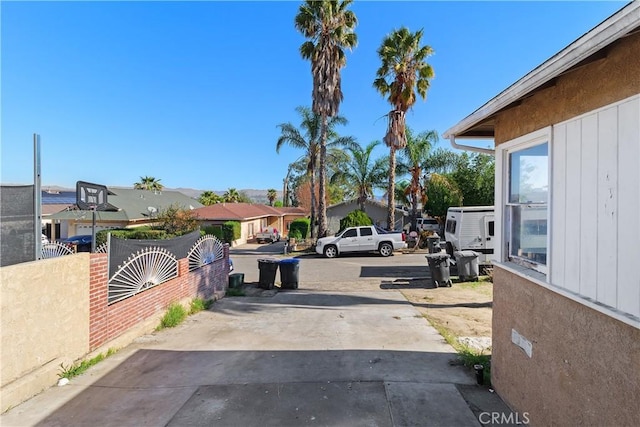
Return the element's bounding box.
[359,227,373,236]
[488,221,495,237]
[343,229,357,238]
[506,140,549,271]
[446,220,456,234]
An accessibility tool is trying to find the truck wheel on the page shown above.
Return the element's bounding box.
[379,242,393,257]
[324,245,338,258]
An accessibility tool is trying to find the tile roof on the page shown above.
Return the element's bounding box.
[193,203,307,221]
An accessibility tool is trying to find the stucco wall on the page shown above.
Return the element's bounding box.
[1,254,90,410]
[494,32,640,144]
[492,266,640,426]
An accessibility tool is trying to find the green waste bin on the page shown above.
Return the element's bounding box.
[229,273,244,289]
[279,258,300,289]
[425,253,452,287]
[258,258,279,289]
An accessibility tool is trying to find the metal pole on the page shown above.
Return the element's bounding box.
[34,134,42,260]
[91,208,96,253]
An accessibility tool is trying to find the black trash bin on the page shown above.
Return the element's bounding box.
[257,258,279,289]
[426,234,441,253]
[425,253,452,287]
[279,258,300,289]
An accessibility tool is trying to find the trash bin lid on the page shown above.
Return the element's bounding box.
[425,253,450,259]
[453,250,479,258]
[279,258,300,264]
[257,258,278,263]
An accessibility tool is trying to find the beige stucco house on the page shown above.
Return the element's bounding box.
[193,203,307,245]
[443,3,639,425]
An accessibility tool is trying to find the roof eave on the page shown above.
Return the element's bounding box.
[443,2,639,140]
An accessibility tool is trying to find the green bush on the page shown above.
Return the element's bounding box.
[339,210,373,230]
[96,228,168,245]
[222,221,240,243]
[202,225,224,240]
[289,218,310,239]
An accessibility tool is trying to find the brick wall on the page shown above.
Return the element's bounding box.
[88,245,229,351]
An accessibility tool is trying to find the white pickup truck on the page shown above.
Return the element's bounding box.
[315,225,406,258]
[256,227,280,244]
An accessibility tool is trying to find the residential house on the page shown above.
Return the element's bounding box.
[443,3,639,425]
[48,187,203,239]
[326,199,409,233]
[193,203,308,245]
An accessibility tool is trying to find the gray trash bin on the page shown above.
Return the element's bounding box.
[257,258,279,289]
[279,258,300,289]
[425,253,452,287]
[426,234,441,253]
[454,250,480,281]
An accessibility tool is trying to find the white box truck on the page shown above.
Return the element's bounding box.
[444,206,495,265]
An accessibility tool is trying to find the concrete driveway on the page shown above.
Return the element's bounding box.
[1,243,512,426]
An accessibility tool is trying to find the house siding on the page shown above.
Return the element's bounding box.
[491,28,640,425]
[494,32,640,145]
[492,267,640,426]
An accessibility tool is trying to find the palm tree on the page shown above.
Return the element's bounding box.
[295,0,358,238]
[198,191,221,206]
[330,141,387,212]
[398,128,439,229]
[267,189,277,206]
[134,176,163,191]
[374,27,434,231]
[276,106,356,238]
[223,188,240,203]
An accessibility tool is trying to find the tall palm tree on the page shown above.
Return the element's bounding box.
[266,189,277,206]
[374,27,434,231]
[134,176,163,191]
[398,128,439,229]
[223,188,240,203]
[330,141,387,212]
[295,0,358,238]
[276,106,356,238]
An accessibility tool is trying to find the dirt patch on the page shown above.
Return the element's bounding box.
[399,279,493,349]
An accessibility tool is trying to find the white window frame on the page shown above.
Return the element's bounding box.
[496,127,551,276]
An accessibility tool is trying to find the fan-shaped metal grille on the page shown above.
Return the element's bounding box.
[95,242,108,254]
[108,247,178,304]
[187,235,224,271]
[41,242,74,259]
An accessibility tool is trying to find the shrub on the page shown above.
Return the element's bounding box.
[202,225,224,240]
[339,210,373,230]
[289,218,310,239]
[96,228,168,245]
[157,204,199,236]
[222,221,240,243]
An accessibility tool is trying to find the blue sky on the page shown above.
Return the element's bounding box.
[1,1,627,192]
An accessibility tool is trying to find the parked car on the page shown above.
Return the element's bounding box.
[256,227,280,244]
[61,235,92,252]
[315,225,406,258]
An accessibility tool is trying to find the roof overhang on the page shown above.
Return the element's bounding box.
[443,2,640,141]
